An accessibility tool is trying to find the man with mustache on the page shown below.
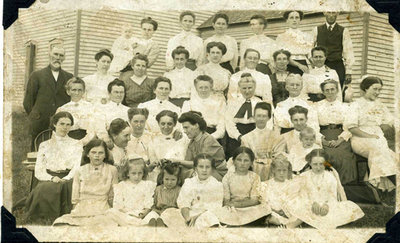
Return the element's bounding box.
[23,45,73,150]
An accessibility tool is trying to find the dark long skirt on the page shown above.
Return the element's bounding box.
[321,127,357,185]
[25,171,73,223]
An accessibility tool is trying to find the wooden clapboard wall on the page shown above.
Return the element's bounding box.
[198,11,395,112]
[77,10,215,79]
[11,10,215,107]
[364,13,395,111]
[11,10,77,105]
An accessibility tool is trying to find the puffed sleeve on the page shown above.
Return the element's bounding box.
[34,142,53,181]
[147,41,160,68]
[225,102,242,140]
[344,101,359,130]
[208,180,224,209]
[71,168,81,205]
[249,173,262,200]
[177,178,193,209]
[112,182,125,211]
[63,142,84,180]
[380,102,394,126]
[108,166,119,205]
[222,173,231,202]
[143,181,157,209]
[151,186,161,212]
[202,135,225,162]
[165,37,175,70]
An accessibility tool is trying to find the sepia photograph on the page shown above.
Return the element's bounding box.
[2,0,399,242]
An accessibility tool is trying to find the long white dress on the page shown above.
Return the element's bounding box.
[214,171,271,225]
[261,179,298,225]
[344,97,396,191]
[107,180,158,226]
[285,170,364,229]
[53,163,119,226]
[161,175,224,228]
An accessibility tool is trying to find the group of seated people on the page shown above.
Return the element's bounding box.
[23,11,396,229]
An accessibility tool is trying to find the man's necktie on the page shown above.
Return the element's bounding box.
[329,25,333,31]
[234,99,252,119]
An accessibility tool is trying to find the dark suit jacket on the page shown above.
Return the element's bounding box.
[23,65,73,136]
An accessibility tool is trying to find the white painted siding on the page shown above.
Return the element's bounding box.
[11,9,77,105]
[11,10,215,106]
[199,12,395,111]
[365,13,395,112]
[78,10,215,79]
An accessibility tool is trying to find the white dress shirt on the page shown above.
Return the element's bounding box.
[239,34,278,69]
[35,133,83,181]
[203,34,238,70]
[165,31,204,70]
[241,127,283,159]
[83,73,115,104]
[312,23,355,74]
[163,67,197,99]
[148,132,188,163]
[94,101,130,140]
[314,99,352,141]
[225,96,261,140]
[275,28,314,60]
[51,70,59,81]
[273,96,319,133]
[126,132,153,162]
[228,68,272,103]
[301,65,342,101]
[182,97,226,139]
[111,145,127,167]
[177,175,223,217]
[56,99,95,131]
[138,98,181,133]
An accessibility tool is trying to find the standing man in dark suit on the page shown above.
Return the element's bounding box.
[312,12,354,101]
[23,46,73,149]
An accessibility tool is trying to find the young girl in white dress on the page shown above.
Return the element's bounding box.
[162,153,224,228]
[288,127,321,174]
[285,149,364,229]
[53,139,118,226]
[262,154,298,226]
[108,155,157,226]
[215,147,271,226]
[147,162,182,227]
